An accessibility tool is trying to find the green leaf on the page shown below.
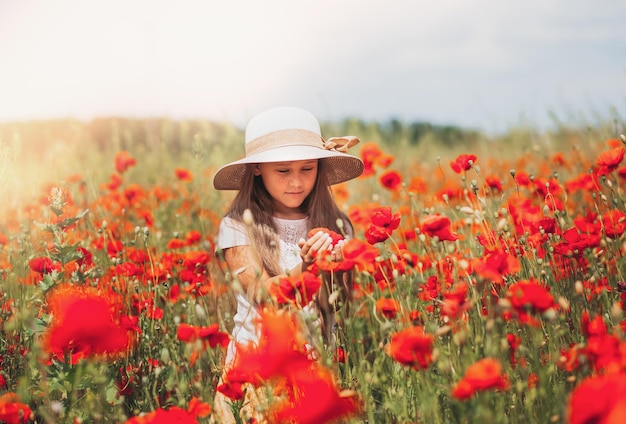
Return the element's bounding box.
[39,273,58,292]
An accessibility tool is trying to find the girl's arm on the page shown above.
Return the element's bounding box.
[224,232,335,302]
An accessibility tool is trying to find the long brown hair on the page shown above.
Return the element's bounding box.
[224,159,353,276]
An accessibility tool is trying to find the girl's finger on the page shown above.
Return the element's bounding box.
[310,233,332,252]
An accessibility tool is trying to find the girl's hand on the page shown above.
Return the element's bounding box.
[298,230,333,266]
[329,239,345,262]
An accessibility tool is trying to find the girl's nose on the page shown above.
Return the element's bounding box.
[289,174,303,187]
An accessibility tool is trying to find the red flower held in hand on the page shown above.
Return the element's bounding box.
[450,153,477,174]
[385,326,434,370]
[308,227,344,246]
[420,214,459,242]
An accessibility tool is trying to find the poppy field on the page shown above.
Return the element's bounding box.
[1,118,626,423]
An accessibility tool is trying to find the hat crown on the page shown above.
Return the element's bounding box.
[245,106,321,144]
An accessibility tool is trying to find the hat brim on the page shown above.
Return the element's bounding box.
[212,145,364,190]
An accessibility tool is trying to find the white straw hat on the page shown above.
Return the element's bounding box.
[213,106,364,190]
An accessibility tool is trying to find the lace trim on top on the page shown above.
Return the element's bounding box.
[273,217,308,272]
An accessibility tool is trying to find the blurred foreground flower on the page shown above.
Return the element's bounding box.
[219,309,361,423]
[0,392,33,424]
[269,271,322,307]
[567,372,626,424]
[124,397,211,424]
[44,285,137,362]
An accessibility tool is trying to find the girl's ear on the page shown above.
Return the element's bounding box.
[253,164,261,176]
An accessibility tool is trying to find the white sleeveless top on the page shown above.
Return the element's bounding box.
[217,216,315,365]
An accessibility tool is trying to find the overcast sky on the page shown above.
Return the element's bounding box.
[1,0,625,134]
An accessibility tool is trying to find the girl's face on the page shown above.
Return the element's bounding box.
[254,159,319,218]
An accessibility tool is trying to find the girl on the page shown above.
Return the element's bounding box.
[212,106,363,423]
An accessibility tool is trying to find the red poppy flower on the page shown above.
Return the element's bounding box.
[601,209,626,239]
[506,333,522,366]
[44,285,135,361]
[581,310,607,339]
[567,372,626,424]
[75,247,93,267]
[359,142,383,177]
[364,225,390,245]
[506,278,556,322]
[385,326,434,370]
[375,297,401,319]
[365,207,401,244]
[270,361,361,424]
[485,175,503,192]
[166,238,187,250]
[225,309,309,385]
[338,239,380,272]
[552,227,601,257]
[359,142,394,177]
[370,206,401,229]
[0,392,33,424]
[595,146,625,175]
[269,272,322,307]
[29,256,62,274]
[379,170,403,191]
[182,250,210,268]
[471,252,520,285]
[450,153,477,174]
[308,227,344,245]
[216,378,245,401]
[174,168,194,182]
[335,346,346,363]
[451,358,509,400]
[124,398,211,423]
[114,150,137,174]
[103,173,123,191]
[176,323,230,348]
[565,172,597,193]
[514,170,532,187]
[441,282,470,319]
[184,230,202,245]
[420,214,459,242]
[407,176,427,194]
